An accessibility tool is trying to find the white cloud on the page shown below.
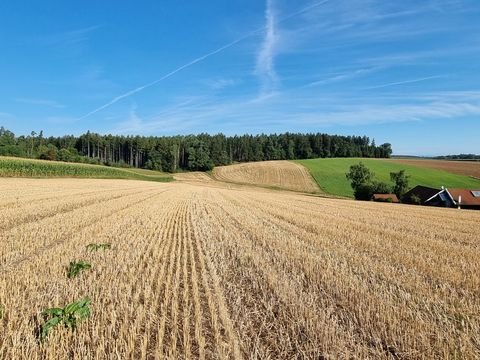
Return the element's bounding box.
[363,75,446,90]
[39,25,101,46]
[113,104,143,134]
[102,89,480,136]
[289,101,480,126]
[75,1,333,120]
[304,67,381,88]
[45,116,78,125]
[111,100,204,135]
[15,98,65,109]
[255,0,279,95]
[77,35,252,121]
[203,78,239,90]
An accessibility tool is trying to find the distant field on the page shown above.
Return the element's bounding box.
[392,158,480,179]
[0,156,173,182]
[213,160,320,193]
[297,158,480,197]
[173,171,214,183]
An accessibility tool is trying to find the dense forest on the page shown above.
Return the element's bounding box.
[0,127,392,172]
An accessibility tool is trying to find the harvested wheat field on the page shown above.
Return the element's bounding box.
[0,178,479,359]
[392,158,480,179]
[213,160,320,193]
[174,172,214,183]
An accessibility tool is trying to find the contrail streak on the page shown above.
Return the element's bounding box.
[78,0,330,120]
[77,38,249,120]
[364,75,444,90]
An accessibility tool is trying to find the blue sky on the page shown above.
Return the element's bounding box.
[1,0,480,155]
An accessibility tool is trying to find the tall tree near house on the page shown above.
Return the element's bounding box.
[390,170,410,199]
[346,162,375,191]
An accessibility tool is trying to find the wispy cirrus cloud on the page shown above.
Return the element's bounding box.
[256,0,279,95]
[288,101,480,127]
[112,101,201,135]
[15,98,65,109]
[203,78,240,90]
[106,88,480,136]
[44,116,78,125]
[76,1,331,121]
[363,75,447,90]
[76,35,253,121]
[32,25,102,59]
[303,67,381,88]
[38,25,101,47]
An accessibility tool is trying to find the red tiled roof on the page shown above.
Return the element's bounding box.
[372,194,399,203]
[448,189,480,206]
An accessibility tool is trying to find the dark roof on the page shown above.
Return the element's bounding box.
[372,194,399,203]
[403,185,441,203]
[448,189,480,206]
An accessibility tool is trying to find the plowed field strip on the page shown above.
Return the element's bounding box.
[190,199,242,360]
[166,200,186,359]
[155,200,185,357]
[202,191,373,358]
[132,193,183,359]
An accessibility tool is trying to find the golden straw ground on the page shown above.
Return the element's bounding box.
[213,160,320,193]
[0,178,479,359]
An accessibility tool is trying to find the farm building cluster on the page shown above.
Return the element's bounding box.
[373,186,480,210]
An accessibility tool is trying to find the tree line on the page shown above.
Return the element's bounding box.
[434,154,480,160]
[0,126,393,172]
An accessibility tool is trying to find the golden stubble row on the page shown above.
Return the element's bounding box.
[1,178,479,359]
[199,187,480,358]
[0,180,242,359]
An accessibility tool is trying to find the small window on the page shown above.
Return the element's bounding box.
[472,191,480,197]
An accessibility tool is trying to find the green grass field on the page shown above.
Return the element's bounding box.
[0,156,173,182]
[296,158,480,198]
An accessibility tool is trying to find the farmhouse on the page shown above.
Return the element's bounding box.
[448,188,480,210]
[372,193,399,203]
[403,185,480,210]
[403,186,448,206]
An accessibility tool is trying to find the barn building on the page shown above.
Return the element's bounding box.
[372,194,400,203]
[403,185,480,210]
[448,189,480,210]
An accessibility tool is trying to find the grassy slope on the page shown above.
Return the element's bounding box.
[0,156,173,182]
[296,158,480,198]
